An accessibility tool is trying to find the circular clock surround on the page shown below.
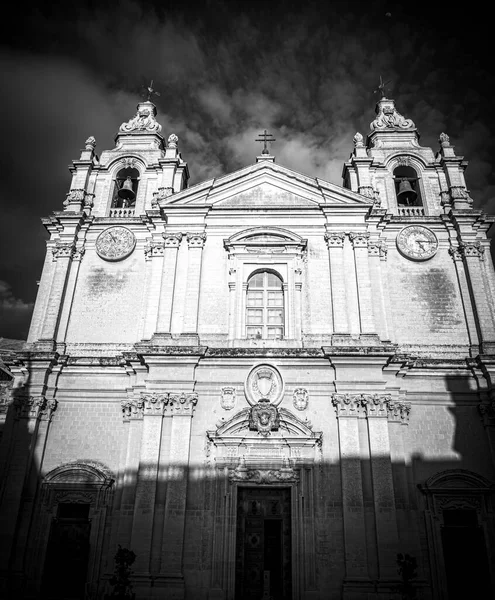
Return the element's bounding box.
[396,225,438,261]
[96,226,136,261]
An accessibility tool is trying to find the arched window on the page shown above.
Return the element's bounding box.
[111,167,139,208]
[246,271,284,339]
[393,165,423,206]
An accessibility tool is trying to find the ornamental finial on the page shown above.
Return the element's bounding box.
[167,133,179,148]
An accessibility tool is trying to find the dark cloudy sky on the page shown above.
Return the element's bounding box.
[1,0,494,340]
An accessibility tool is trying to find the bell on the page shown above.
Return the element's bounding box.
[397,179,417,206]
[118,177,136,201]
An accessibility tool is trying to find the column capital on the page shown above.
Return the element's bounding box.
[387,400,412,424]
[13,395,54,420]
[121,398,144,421]
[72,246,86,261]
[142,392,169,415]
[459,241,485,261]
[163,233,183,247]
[186,232,206,248]
[368,241,387,260]
[448,244,464,262]
[324,232,346,248]
[349,231,370,248]
[169,392,198,415]
[362,393,391,418]
[331,393,363,417]
[144,240,166,260]
[51,242,76,261]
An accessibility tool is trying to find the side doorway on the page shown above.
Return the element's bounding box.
[41,503,91,599]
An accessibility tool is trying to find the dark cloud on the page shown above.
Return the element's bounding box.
[1,0,494,338]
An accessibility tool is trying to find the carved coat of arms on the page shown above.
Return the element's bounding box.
[221,386,236,410]
[245,364,284,406]
[249,400,279,436]
[293,387,309,411]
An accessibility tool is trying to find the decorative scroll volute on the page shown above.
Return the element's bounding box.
[119,101,162,134]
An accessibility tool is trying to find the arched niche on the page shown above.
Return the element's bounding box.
[27,461,115,599]
[419,469,494,599]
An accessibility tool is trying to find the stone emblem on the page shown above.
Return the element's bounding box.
[245,363,284,406]
[293,387,309,411]
[221,386,236,410]
[396,226,438,261]
[249,400,279,436]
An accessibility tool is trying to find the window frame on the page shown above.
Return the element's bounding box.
[246,270,285,340]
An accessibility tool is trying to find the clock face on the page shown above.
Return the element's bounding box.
[96,226,136,261]
[396,226,438,261]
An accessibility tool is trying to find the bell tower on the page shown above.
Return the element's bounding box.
[342,94,473,217]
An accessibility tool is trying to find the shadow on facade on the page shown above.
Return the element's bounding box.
[0,375,494,600]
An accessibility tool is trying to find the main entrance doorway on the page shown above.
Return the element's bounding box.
[235,487,292,600]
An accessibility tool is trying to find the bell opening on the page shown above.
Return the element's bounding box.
[394,165,422,207]
[112,167,139,208]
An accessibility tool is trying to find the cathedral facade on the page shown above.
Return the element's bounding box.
[0,96,494,600]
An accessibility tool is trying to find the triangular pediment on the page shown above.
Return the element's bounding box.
[160,160,371,209]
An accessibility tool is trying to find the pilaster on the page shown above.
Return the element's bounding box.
[130,393,168,573]
[182,233,206,335]
[325,232,348,334]
[160,393,198,580]
[156,234,183,333]
[349,232,376,335]
[143,240,166,339]
[331,394,369,580]
[362,394,399,579]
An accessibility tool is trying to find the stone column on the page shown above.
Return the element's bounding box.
[459,242,495,353]
[157,234,182,333]
[39,243,76,347]
[160,393,198,577]
[331,394,368,579]
[349,233,375,335]
[182,233,206,334]
[325,233,348,334]
[130,393,168,573]
[142,241,166,339]
[362,394,399,580]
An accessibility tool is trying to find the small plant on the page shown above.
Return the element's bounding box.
[395,553,418,600]
[107,545,136,599]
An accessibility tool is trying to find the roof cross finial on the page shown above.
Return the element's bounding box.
[145,80,160,102]
[374,76,392,99]
[255,129,276,155]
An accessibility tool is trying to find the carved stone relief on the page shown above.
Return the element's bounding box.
[292,387,308,411]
